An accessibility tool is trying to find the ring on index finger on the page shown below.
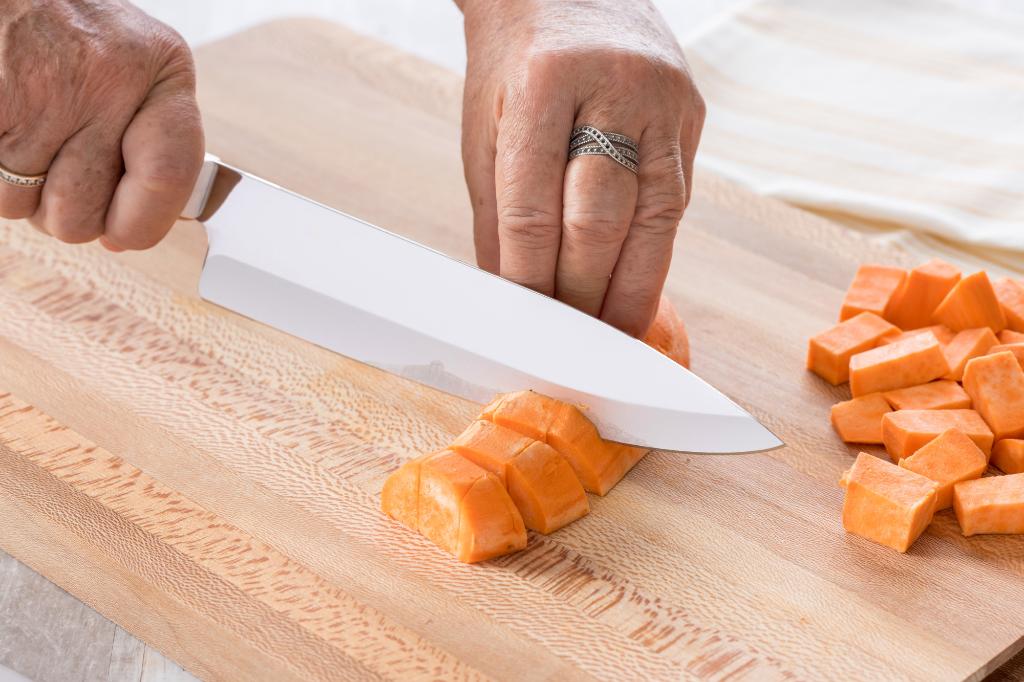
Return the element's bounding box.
[0,161,47,188]
[568,125,639,174]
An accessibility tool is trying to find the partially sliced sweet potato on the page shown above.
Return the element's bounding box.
[883,380,970,411]
[830,393,891,444]
[881,409,993,461]
[898,428,987,510]
[643,295,690,369]
[849,333,949,397]
[932,271,1006,333]
[841,452,938,552]
[451,420,589,534]
[962,351,1024,440]
[987,343,1024,371]
[953,474,1024,536]
[992,439,1024,475]
[993,278,1024,332]
[840,265,906,321]
[807,312,898,385]
[999,329,1024,344]
[884,259,961,330]
[942,327,999,381]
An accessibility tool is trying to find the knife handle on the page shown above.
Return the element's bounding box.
[181,153,221,220]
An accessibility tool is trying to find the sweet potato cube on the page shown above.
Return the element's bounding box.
[883,380,970,411]
[849,333,949,397]
[480,390,557,441]
[841,452,938,552]
[898,428,987,510]
[999,329,1024,344]
[962,351,1024,440]
[987,343,1024,371]
[953,474,1024,536]
[382,450,527,563]
[992,439,1024,475]
[808,312,898,385]
[994,278,1024,332]
[879,325,956,348]
[881,409,993,461]
[932,271,1006,333]
[840,265,906,321]
[884,259,961,330]
[830,393,891,444]
[451,420,589,534]
[942,327,999,381]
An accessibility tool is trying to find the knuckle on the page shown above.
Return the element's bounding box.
[563,212,630,247]
[498,206,561,247]
[136,154,199,192]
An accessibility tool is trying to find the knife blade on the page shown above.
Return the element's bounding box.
[182,156,782,453]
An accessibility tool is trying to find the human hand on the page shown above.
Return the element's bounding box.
[0,0,204,251]
[458,0,704,337]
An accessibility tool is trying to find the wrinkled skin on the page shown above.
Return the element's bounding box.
[0,0,203,251]
[458,0,704,336]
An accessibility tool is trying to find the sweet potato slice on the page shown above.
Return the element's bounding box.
[884,259,961,330]
[999,329,1024,344]
[643,295,690,368]
[451,420,589,533]
[841,452,938,552]
[992,439,1024,475]
[898,428,987,510]
[881,409,993,461]
[962,351,1024,440]
[849,333,949,397]
[994,278,1024,332]
[883,380,970,411]
[953,474,1024,536]
[987,343,1024,371]
[840,265,906,321]
[830,393,891,444]
[481,391,647,495]
[381,458,421,531]
[942,327,998,381]
[807,312,898,385]
[932,271,1006,333]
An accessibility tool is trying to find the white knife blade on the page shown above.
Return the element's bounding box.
[184,157,782,453]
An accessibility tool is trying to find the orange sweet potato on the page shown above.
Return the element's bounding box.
[942,327,998,381]
[884,259,961,330]
[953,474,1024,536]
[381,450,527,563]
[898,428,987,510]
[999,329,1024,344]
[807,312,898,385]
[881,409,993,461]
[841,452,938,552]
[481,391,646,496]
[643,295,690,368]
[879,325,955,348]
[830,393,891,444]
[987,343,1024,371]
[883,380,970,411]
[848,333,949,397]
[962,351,1024,441]
[932,271,1007,333]
[992,439,1024,475]
[451,420,589,534]
[993,278,1024,332]
[840,265,906,322]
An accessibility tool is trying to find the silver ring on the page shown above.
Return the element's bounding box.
[0,162,46,188]
[568,125,638,174]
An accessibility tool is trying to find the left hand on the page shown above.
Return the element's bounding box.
[457,0,704,337]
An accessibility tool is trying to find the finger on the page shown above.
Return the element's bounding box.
[0,112,69,220]
[31,123,124,244]
[600,128,686,337]
[556,123,640,315]
[494,69,575,296]
[462,83,500,273]
[104,75,204,250]
[680,91,705,210]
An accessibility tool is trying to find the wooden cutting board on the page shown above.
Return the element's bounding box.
[2,18,1023,682]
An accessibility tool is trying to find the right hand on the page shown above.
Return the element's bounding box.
[0,0,204,251]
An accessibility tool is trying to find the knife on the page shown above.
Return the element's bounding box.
[182,154,782,453]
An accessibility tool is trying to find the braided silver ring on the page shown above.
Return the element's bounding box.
[568,125,639,174]
[0,161,46,189]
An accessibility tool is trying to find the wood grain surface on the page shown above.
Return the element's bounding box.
[1,18,1024,682]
